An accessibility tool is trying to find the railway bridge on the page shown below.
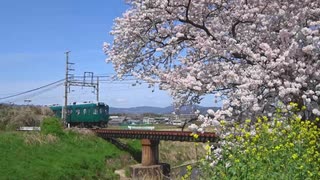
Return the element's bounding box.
[92,129,217,179]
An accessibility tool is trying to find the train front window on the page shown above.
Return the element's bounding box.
[83,109,87,114]
[99,108,103,114]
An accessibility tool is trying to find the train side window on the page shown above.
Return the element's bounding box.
[99,108,103,114]
[83,108,87,114]
[76,109,80,115]
[93,108,98,115]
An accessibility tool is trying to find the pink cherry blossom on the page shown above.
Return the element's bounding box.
[105,0,320,123]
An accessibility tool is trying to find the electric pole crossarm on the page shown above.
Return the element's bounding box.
[68,82,98,87]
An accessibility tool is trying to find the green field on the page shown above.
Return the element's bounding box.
[0,130,139,180]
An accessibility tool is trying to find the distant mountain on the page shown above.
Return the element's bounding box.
[109,105,220,114]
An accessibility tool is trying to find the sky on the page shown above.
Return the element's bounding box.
[0,0,216,108]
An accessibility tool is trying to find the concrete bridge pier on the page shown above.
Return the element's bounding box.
[130,139,170,179]
[141,139,159,166]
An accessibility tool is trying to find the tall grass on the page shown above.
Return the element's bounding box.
[160,141,206,167]
[0,104,53,130]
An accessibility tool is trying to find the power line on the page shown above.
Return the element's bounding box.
[0,79,64,101]
[9,82,64,103]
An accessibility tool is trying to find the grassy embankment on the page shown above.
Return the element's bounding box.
[0,117,140,179]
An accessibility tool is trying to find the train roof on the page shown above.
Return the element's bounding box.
[50,102,107,110]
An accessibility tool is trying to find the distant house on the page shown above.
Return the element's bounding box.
[127,119,142,125]
[170,114,197,127]
[172,120,183,126]
[143,117,155,124]
[154,117,170,124]
[108,116,126,126]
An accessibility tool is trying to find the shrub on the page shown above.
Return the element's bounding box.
[0,105,54,130]
[200,108,320,179]
[40,117,64,136]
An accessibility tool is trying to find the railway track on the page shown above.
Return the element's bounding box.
[92,129,217,142]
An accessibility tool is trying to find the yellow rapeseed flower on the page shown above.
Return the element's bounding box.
[186,165,192,171]
[193,133,199,139]
[252,148,257,153]
[257,117,262,123]
[309,140,316,145]
[220,120,226,126]
[236,136,243,141]
[245,132,250,139]
[262,116,268,121]
[205,144,211,151]
[276,121,282,127]
[307,171,313,177]
[292,153,298,160]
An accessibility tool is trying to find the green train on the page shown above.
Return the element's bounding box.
[50,102,109,128]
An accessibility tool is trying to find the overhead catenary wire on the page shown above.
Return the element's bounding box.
[0,79,65,101]
[0,75,159,103]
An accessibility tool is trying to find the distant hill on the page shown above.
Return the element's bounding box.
[109,105,220,114]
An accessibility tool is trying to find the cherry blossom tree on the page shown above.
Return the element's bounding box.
[104,0,320,123]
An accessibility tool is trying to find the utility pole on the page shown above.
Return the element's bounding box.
[61,51,100,126]
[96,76,99,102]
[63,51,73,125]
